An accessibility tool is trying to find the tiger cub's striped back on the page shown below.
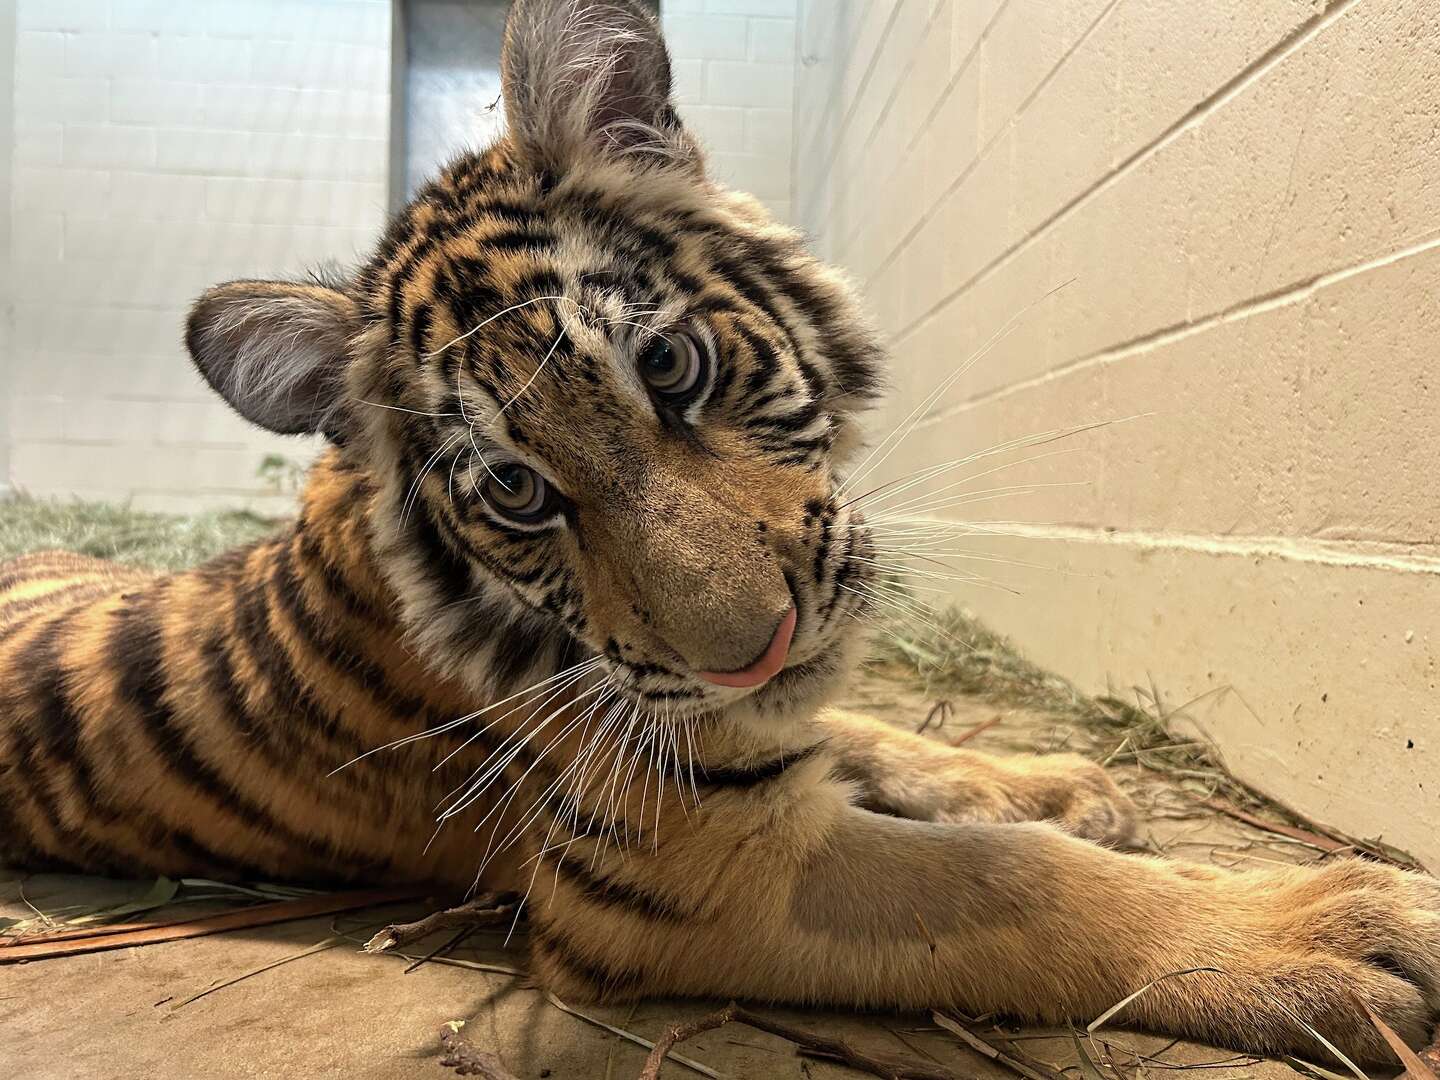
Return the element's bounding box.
[0,551,155,634]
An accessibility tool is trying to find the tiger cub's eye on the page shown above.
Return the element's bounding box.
[638,329,708,405]
[483,463,551,523]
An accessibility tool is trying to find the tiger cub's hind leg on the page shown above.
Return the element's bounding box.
[818,707,1138,845]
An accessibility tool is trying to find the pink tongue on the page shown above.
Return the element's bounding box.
[698,607,797,689]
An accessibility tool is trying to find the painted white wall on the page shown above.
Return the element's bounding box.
[0,0,799,511]
[664,0,797,223]
[7,0,392,513]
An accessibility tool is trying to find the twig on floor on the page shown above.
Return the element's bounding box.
[543,993,720,1078]
[916,699,953,734]
[170,935,346,1009]
[0,886,426,963]
[950,714,1002,747]
[639,1004,740,1080]
[438,1020,522,1079]
[639,1001,957,1080]
[931,1012,1065,1080]
[405,925,477,975]
[364,892,519,956]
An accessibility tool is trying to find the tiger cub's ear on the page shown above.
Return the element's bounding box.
[186,279,358,439]
[500,0,700,171]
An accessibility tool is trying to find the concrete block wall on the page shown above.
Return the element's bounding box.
[795,0,1439,867]
[7,0,391,513]
[664,0,797,222]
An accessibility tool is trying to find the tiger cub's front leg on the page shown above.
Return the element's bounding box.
[526,760,1440,1064]
[819,707,1138,845]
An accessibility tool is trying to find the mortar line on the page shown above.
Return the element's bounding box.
[794,2,905,206]
[887,0,1359,348]
[915,226,1440,425]
[840,0,1121,271]
[829,0,1015,264]
[979,523,1440,576]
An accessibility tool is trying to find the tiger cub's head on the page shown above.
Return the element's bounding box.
[185,0,885,731]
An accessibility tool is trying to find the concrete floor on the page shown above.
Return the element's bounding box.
[0,673,1345,1080]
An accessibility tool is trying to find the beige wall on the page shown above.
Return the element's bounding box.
[7,0,392,513]
[796,0,1439,867]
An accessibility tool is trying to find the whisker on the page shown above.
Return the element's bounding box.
[356,399,458,418]
[400,430,466,525]
[423,294,582,359]
[328,654,602,775]
[837,280,1076,499]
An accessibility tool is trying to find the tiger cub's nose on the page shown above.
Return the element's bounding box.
[697,606,796,688]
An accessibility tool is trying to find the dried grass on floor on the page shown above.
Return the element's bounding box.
[869,603,1422,870]
[0,494,280,571]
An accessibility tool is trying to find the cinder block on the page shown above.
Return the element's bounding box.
[977,0,1113,147]
[15,166,112,217]
[664,15,750,60]
[154,129,253,176]
[1115,0,1317,153]
[110,170,208,221]
[14,31,66,75]
[63,124,156,170]
[917,56,979,210]
[15,78,110,124]
[111,0,209,35]
[208,1,390,48]
[11,257,218,310]
[708,151,789,201]
[1009,10,1119,235]
[17,0,109,34]
[55,398,261,448]
[938,126,1016,292]
[9,441,269,495]
[251,41,390,91]
[109,78,208,126]
[760,199,792,224]
[952,0,1002,69]
[64,217,377,272]
[704,60,795,109]
[246,133,389,184]
[743,107,792,158]
[913,528,1440,871]
[8,397,68,443]
[11,307,182,360]
[747,17,797,63]
[671,58,705,106]
[680,105,746,154]
[65,32,158,78]
[155,36,254,84]
[705,0,798,16]
[889,1,953,156]
[1042,129,1198,368]
[14,124,64,167]
[200,86,388,137]
[1186,2,1440,318]
[846,0,929,155]
[204,176,386,228]
[10,213,64,261]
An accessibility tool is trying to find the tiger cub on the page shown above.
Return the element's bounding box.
[0,0,1434,1063]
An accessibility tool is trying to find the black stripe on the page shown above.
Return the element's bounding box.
[24,611,111,823]
[108,589,387,877]
[552,855,689,923]
[697,743,820,789]
[528,917,644,996]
